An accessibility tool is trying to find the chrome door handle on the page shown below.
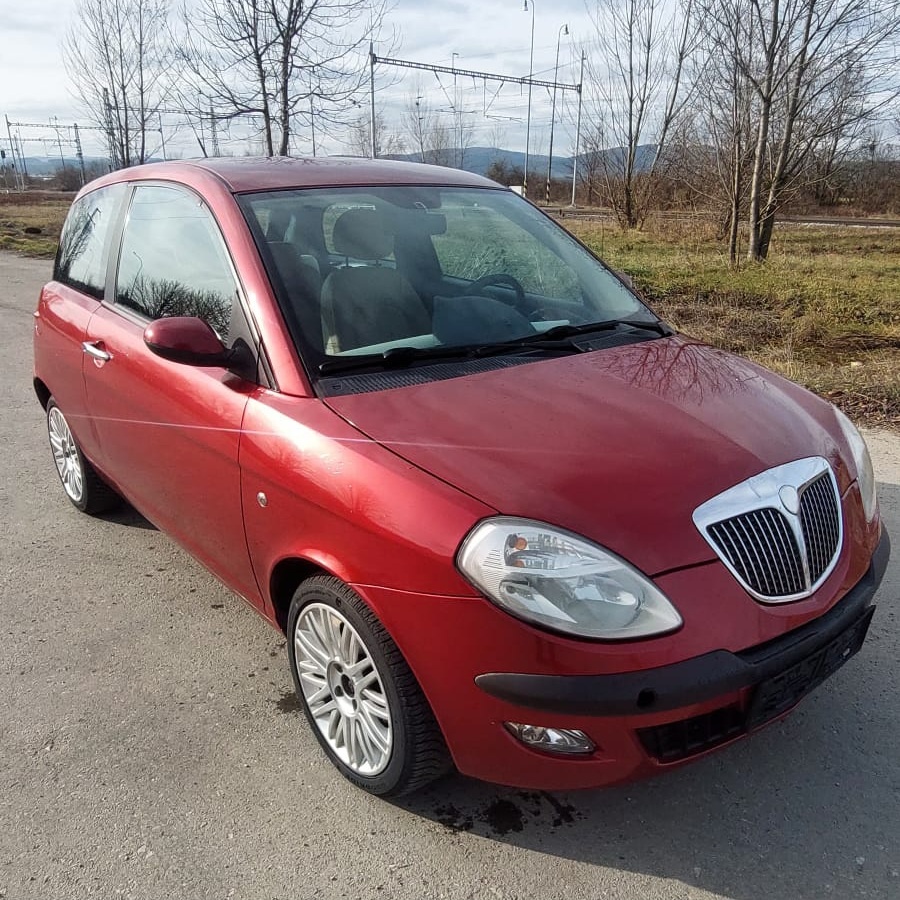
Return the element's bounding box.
[82,341,112,362]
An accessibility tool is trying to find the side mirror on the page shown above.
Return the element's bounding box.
[143,316,231,367]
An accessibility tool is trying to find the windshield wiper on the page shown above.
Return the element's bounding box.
[318,338,581,376]
[522,318,674,343]
[318,319,672,376]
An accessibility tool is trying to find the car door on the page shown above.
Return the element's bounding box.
[83,182,259,602]
[34,183,128,464]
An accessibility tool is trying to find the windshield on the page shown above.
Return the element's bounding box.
[239,185,656,371]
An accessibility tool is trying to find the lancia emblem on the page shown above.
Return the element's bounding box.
[779,485,800,514]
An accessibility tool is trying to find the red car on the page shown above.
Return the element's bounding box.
[33,158,889,797]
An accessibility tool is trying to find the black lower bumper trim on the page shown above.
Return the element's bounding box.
[475,528,890,717]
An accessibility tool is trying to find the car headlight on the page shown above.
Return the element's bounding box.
[834,407,878,521]
[456,517,682,640]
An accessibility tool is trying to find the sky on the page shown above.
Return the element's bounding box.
[0,0,594,161]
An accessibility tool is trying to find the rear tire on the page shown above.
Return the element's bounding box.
[46,398,120,515]
[287,575,452,796]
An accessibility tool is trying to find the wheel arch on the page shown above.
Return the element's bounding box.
[33,377,51,410]
[268,550,401,637]
[269,554,357,633]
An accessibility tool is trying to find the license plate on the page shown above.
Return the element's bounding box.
[747,606,875,729]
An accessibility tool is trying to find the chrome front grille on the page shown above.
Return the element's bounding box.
[693,458,843,603]
[799,473,842,583]
[708,508,805,597]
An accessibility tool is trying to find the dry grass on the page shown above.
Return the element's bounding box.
[564,217,900,430]
[0,198,70,257]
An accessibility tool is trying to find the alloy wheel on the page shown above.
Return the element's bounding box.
[48,406,84,503]
[293,602,393,776]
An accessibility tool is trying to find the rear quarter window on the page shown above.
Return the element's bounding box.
[54,183,127,298]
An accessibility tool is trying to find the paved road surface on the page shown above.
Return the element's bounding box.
[1,252,898,900]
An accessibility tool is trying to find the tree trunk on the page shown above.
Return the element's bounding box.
[757,206,777,258]
[728,140,741,266]
[746,98,772,261]
[746,0,780,262]
[624,183,636,229]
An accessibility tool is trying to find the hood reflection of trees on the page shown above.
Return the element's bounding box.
[604,337,763,405]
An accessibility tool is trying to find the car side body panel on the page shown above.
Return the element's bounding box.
[33,284,99,448]
[238,392,492,617]
[83,303,260,602]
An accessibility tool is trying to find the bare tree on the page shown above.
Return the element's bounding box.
[401,92,457,167]
[64,0,171,167]
[178,0,391,157]
[700,0,900,260]
[677,0,758,263]
[345,109,405,158]
[585,0,696,228]
[576,124,608,207]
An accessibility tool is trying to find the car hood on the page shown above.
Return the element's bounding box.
[325,337,851,575]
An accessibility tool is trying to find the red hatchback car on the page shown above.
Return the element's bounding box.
[34,158,889,796]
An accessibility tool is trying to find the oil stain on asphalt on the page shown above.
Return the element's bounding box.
[273,691,303,714]
[432,791,582,836]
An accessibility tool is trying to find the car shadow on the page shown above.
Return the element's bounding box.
[394,480,899,899]
[102,502,157,530]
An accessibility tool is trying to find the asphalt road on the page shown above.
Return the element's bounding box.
[1,251,898,900]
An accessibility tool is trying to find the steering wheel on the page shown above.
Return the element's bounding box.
[467,273,526,307]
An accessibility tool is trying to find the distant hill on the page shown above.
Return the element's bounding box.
[386,145,658,181]
[19,156,110,177]
[18,145,657,182]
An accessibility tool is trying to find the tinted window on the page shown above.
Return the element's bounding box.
[55,184,126,298]
[116,185,237,338]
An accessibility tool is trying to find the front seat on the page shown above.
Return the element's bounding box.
[320,208,430,353]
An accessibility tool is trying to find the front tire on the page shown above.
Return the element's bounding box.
[287,576,451,796]
[46,399,119,515]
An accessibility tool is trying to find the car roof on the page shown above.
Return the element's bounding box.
[84,156,504,195]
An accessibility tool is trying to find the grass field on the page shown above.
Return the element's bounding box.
[0,197,69,257]
[1,196,896,428]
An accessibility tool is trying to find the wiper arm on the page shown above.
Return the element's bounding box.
[319,344,475,375]
[318,338,581,375]
[521,318,674,343]
[317,319,672,375]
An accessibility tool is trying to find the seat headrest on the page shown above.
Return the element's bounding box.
[332,208,393,260]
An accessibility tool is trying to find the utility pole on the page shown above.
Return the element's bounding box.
[102,88,119,169]
[209,102,220,157]
[452,52,460,168]
[310,95,317,157]
[52,117,67,174]
[570,51,585,208]
[5,115,23,191]
[15,133,28,183]
[523,0,536,198]
[369,43,377,158]
[158,112,167,161]
[73,123,86,186]
[546,23,568,205]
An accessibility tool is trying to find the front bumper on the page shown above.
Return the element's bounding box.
[475,528,890,719]
[359,528,889,791]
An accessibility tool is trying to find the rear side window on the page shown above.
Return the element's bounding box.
[55,184,127,298]
[115,185,238,339]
